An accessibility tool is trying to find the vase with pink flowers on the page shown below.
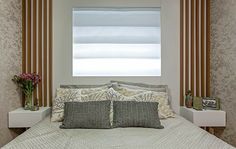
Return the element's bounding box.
[12,73,41,110]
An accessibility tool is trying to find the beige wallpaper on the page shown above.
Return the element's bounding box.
[0,0,22,147]
[211,0,236,147]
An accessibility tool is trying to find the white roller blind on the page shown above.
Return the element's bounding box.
[73,8,161,76]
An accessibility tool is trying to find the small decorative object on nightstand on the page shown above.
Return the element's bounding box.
[193,96,203,110]
[8,107,51,128]
[180,106,226,134]
[202,97,220,110]
[185,90,193,108]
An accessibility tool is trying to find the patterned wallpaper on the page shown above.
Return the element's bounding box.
[211,0,236,147]
[0,0,22,147]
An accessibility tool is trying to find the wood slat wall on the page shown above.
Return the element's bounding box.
[180,0,211,105]
[22,0,53,107]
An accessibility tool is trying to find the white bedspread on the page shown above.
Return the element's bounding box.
[2,115,235,149]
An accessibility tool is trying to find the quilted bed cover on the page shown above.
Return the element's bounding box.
[2,115,235,149]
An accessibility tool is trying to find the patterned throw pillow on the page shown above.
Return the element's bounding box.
[51,88,81,122]
[80,89,113,102]
[115,87,146,97]
[109,88,175,119]
[110,81,169,104]
[51,88,113,122]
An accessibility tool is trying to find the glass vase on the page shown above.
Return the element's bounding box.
[185,95,193,108]
[24,93,33,110]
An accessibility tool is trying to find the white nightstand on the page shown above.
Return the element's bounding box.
[180,106,226,134]
[8,107,51,128]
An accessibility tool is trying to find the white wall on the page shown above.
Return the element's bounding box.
[53,0,180,113]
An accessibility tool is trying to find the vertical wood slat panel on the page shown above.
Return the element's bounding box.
[206,0,211,97]
[43,0,48,107]
[185,0,189,92]
[180,0,211,105]
[180,0,184,106]
[23,0,53,107]
[49,0,53,106]
[201,0,205,97]
[196,0,200,97]
[27,0,31,73]
[33,0,37,103]
[38,0,43,106]
[191,0,195,95]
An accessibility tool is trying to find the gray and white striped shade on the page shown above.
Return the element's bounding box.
[72,8,161,76]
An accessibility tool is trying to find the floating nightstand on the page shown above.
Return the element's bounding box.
[8,107,51,128]
[180,106,226,134]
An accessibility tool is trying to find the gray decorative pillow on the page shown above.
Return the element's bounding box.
[60,101,111,129]
[113,101,164,129]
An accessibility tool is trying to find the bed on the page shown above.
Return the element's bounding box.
[3,82,235,149]
[2,114,235,149]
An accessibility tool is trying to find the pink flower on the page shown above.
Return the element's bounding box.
[13,73,41,96]
[18,73,41,86]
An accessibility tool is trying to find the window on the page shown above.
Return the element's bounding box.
[73,8,161,76]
